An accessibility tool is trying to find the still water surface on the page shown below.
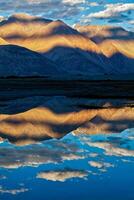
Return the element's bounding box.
[0,129,134,200]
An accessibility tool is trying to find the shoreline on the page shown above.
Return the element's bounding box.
[0,79,134,100]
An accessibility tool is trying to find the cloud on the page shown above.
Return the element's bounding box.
[26,0,85,5]
[86,141,134,157]
[0,186,28,195]
[62,0,85,5]
[26,0,44,4]
[0,129,133,188]
[88,2,99,7]
[0,16,4,22]
[80,129,134,158]
[0,0,85,20]
[87,3,134,19]
[80,3,134,26]
[0,0,133,31]
[88,161,114,168]
[88,153,98,158]
[0,137,85,169]
[37,169,88,182]
[129,20,134,25]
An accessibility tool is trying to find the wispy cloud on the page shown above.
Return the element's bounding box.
[0,1,133,30]
[85,135,134,157]
[79,2,134,30]
[129,20,134,25]
[0,137,85,169]
[0,186,28,195]
[88,2,99,7]
[88,3,134,19]
[88,161,114,169]
[0,0,86,20]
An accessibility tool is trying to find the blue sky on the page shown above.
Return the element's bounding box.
[0,0,134,31]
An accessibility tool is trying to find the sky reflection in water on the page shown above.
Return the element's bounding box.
[0,129,134,200]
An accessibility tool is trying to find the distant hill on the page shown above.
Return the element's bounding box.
[0,14,134,78]
[75,25,134,41]
[75,25,134,74]
[75,25,134,57]
[0,44,59,77]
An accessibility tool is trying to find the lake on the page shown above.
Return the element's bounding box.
[0,129,134,200]
[0,86,134,200]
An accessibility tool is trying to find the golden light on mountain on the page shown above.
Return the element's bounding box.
[75,24,134,58]
[0,18,100,54]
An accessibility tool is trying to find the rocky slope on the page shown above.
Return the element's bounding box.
[0,14,134,77]
[0,44,59,77]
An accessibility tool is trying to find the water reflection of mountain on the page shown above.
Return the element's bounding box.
[0,95,133,145]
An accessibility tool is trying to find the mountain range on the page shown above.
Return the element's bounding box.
[0,13,134,78]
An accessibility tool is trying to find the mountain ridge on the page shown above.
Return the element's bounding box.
[0,14,134,78]
[0,44,60,77]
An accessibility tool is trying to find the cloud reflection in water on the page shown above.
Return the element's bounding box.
[0,129,134,199]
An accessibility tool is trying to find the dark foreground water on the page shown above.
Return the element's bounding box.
[0,129,134,200]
